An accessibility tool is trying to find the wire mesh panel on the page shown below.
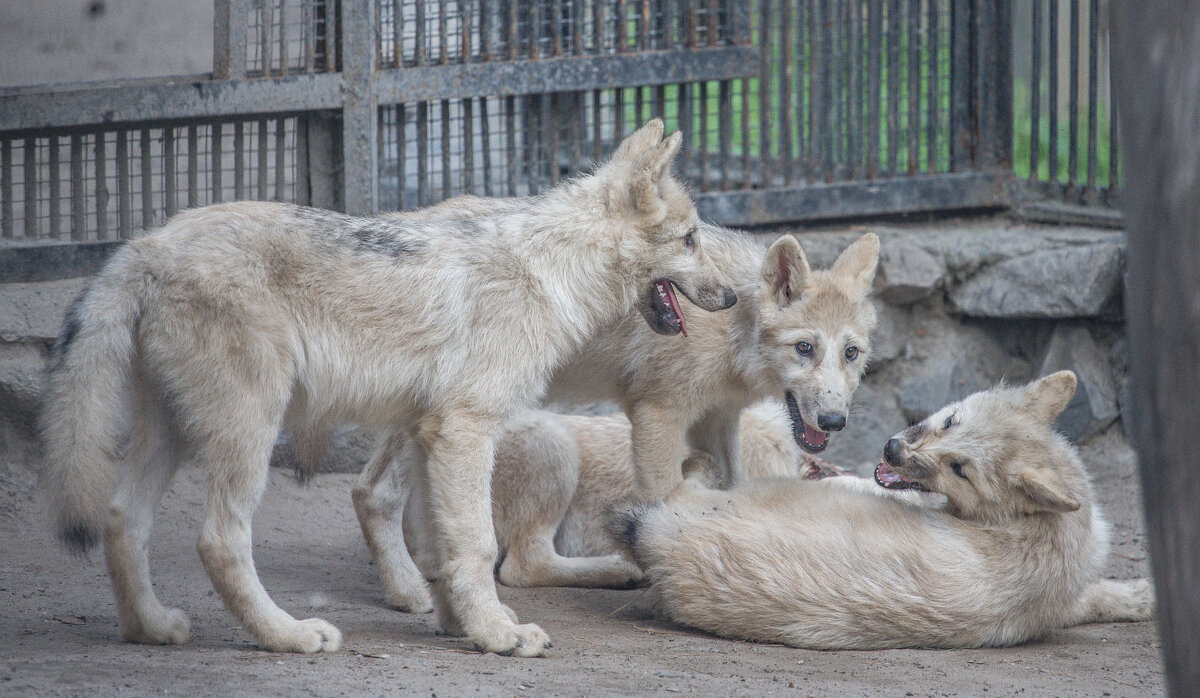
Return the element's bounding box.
[246,0,340,75]
[1012,0,1116,206]
[0,117,301,242]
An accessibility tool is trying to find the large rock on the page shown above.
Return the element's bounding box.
[0,279,87,343]
[949,243,1123,319]
[1039,325,1120,442]
[825,381,907,472]
[874,238,944,304]
[0,343,46,463]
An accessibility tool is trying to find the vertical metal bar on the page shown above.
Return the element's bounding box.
[463,98,475,192]
[278,0,289,74]
[304,0,316,71]
[758,0,772,185]
[213,0,250,79]
[258,118,270,198]
[94,133,108,239]
[592,0,603,53]
[23,137,37,239]
[274,117,286,201]
[212,122,224,203]
[343,0,379,213]
[949,0,971,170]
[164,127,177,218]
[262,0,275,76]
[438,0,449,63]
[907,0,920,174]
[926,0,938,173]
[390,0,401,68]
[296,115,311,205]
[1,139,11,239]
[397,105,408,207]
[821,0,834,179]
[325,0,337,70]
[886,0,900,173]
[480,0,491,61]
[698,81,709,191]
[867,0,882,177]
[591,89,603,163]
[416,0,427,65]
[552,0,564,56]
[1048,0,1059,184]
[479,98,492,196]
[509,0,520,60]
[638,0,650,52]
[617,0,628,52]
[541,92,555,188]
[573,0,585,54]
[740,77,751,187]
[505,95,516,196]
[462,0,473,62]
[441,99,452,198]
[140,128,153,229]
[48,136,61,238]
[678,83,692,179]
[1107,102,1117,198]
[187,125,199,208]
[1030,0,1042,180]
[529,0,541,58]
[70,135,85,240]
[1068,0,1079,192]
[778,0,793,183]
[418,101,429,204]
[707,0,719,47]
[234,121,246,199]
[1086,0,1098,199]
[847,0,860,178]
[117,130,131,237]
[614,86,626,141]
[718,79,731,189]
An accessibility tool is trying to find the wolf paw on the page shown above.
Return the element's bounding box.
[470,621,551,657]
[123,606,191,645]
[387,586,435,614]
[259,618,343,653]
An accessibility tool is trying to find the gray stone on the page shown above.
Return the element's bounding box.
[874,238,944,304]
[0,343,45,435]
[897,359,993,424]
[0,278,88,343]
[868,304,909,366]
[1039,325,1120,442]
[949,243,1124,319]
[824,381,908,472]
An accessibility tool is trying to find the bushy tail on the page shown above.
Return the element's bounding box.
[605,500,662,570]
[39,249,145,554]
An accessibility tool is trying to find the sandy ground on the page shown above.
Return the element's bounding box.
[0,427,1162,698]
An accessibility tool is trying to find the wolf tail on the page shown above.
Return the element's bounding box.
[606,500,664,570]
[39,247,147,554]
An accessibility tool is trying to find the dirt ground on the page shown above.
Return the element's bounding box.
[0,427,1162,698]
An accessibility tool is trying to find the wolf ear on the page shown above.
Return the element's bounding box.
[760,235,811,308]
[611,118,666,163]
[1015,468,1081,514]
[830,232,880,295]
[1020,371,1077,425]
[628,131,683,215]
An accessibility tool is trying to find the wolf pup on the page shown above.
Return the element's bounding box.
[618,372,1155,650]
[39,119,736,656]
[352,233,879,610]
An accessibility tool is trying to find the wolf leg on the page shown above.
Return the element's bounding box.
[352,430,434,613]
[499,533,643,588]
[104,395,190,645]
[629,401,692,501]
[1066,579,1155,626]
[417,410,550,656]
[196,425,341,653]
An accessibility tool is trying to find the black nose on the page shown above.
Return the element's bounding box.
[817,413,846,432]
[720,287,738,308]
[883,438,902,465]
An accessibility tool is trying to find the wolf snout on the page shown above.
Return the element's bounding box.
[817,413,846,432]
[883,437,903,465]
[692,285,737,312]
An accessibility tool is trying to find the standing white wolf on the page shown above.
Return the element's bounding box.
[618,372,1155,649]
[38,120,737,656]
[352,232,879,610]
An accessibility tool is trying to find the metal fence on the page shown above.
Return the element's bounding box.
[0,0,1116,282]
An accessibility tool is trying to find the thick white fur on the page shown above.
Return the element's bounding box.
[624,372,1155,649]
[39,120,733,656]
[353,234,880,609]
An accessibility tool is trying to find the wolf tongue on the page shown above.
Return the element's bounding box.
[658,280,687,337]
[803,422,828,447]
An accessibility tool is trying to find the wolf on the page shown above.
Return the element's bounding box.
[617,371,1155,650]
[352,231,878,611]
[38,120,737,656]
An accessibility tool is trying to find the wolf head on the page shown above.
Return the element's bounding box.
[599,119,737,336]
[875,371,1090,521]
[754,233,879,454]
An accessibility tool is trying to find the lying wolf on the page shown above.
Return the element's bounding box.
[39,120,736,656]
[618,371,1154,649]
[352,233,879,609]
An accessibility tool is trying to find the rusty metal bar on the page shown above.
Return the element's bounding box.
[48,136,61,238]
[93,133,107,239]
[416,0,428,65]
[117,130,131,238]
[438,0,449,64]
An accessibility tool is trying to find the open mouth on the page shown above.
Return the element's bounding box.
[648,279,688,337]
[785,391,829,453]
[874,461,931,492]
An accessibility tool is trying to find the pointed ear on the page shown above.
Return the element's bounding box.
[640,130,682,183]
[628,131,683,215]
[1020,371,1077,425]
[759,235,811,308]
[830,232,880,295]
[1015,468,1081,514]
[611,118,665,163]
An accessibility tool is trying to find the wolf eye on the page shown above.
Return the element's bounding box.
[845,346,859,361]
[796,341,814,357]
[951,462,968,479]
[683,229,696,250]
[943,415,954,430]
